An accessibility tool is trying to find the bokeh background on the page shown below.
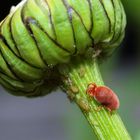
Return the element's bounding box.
[0,0,140,140]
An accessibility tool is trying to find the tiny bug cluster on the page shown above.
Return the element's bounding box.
[86,83,120,112]
[77,98,90,112]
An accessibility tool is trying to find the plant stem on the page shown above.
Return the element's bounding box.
[58,56,131,140]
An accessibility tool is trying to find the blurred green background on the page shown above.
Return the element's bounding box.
[0,0,140,140]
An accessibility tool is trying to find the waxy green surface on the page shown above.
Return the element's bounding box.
[0,0,126,97]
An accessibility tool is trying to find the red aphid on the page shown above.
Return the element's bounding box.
[86,83,120,111]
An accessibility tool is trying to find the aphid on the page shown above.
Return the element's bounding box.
[67,90,75,102]
[78,67,85,77]
[70,85,79,94]
[77,98,91,112]
[86,83,120,112]
[62,76,73,87]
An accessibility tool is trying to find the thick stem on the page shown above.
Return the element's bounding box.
[58,56,131,140]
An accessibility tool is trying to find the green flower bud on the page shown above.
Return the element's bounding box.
[0,0,126,97]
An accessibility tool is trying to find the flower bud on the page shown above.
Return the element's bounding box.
[0,0,126,97]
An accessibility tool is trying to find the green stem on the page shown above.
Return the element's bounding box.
[58,56,131,140]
